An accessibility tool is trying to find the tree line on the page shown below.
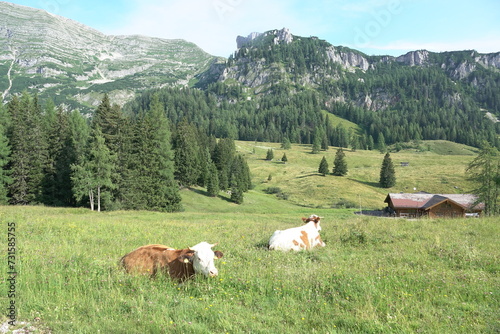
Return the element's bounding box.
[0,92,251,210]
[223,35,500,150]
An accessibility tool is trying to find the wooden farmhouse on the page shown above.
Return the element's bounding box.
[384,192,484,218]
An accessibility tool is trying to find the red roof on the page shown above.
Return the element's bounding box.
[385,193,484,211]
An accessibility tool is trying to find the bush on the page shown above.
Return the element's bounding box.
[263,187,282,194]
[332,198,357,209]
[263,187,289,200]
[340,227,367,245]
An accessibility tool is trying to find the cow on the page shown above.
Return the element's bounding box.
[120,242,223,281]
[268,214,326,251]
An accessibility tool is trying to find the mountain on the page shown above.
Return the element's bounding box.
[2,2,500,149]
[189,28,500,148]
[0,1,219,113]
[217,28,500,103]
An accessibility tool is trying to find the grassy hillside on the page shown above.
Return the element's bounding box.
[2,139,497,333]
[236,140,478,209]
[1,203,498,333]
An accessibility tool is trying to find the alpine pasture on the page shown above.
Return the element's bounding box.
[1,141,499,333]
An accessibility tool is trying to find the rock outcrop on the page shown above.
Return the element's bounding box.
[0,2,215,111]
[396,50,430,66]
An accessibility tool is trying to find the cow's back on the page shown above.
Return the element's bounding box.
[268,227,305,251]
[268,223,325,251]
[120,244,175,276]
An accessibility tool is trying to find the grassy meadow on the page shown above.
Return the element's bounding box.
[1,140,499,333]
[238,140,479,209]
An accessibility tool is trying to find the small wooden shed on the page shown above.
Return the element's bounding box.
[384,192,484,218]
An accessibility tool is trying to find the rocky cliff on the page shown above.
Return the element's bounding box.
[0,1,217,112]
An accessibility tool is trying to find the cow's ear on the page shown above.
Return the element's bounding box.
[214,251,223,259]
[178,254,194,264]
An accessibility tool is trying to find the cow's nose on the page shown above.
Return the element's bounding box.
[209,270,218,277]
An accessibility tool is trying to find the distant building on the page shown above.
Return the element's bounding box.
[384,192,484,218]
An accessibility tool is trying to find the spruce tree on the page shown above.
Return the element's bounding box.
[266,149,274,160]
[213,138,235,191]
[0,121,11,204]
[8,92,48,204]
[318,156,329,176]
[92,94,127,207]
[312,132,321,154]
[230,178,244,204]
[206,161,220,197]
[67,110,90,206]
[71,127,116,211]
[122,95,181,212]
[173,119,201,187]
[281,137,291,150]
[42,106,74,206]
[281,153,288,164]
[466,142,500,215]
[377,132,387,153]
[379,152,396,188]
[332,148,348,176]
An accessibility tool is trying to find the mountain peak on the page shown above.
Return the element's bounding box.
[236,27,293,50]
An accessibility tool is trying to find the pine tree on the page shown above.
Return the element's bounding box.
[206,161,220,197]
[174,119,201,187]
[67,110,90,206]
[319,156,329,176]
[466,142,500,216]
[0,121,11,204]
[71,127,116,211]
[230,178,244,204]
[92,94,127,207]
[266,149,274,160]
[312,131,321,154]
[122,95,181,212]
[8,92,48,204]
[42,105,74,206]
[281,153,288,164]
[367,135,375,150]
[332,148,348,176]
[281,137,292,150]
[213,138,236,191]
[377,132,387,153]
[379,152,396,188]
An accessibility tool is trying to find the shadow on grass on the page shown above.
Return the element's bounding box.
[348,178,382,188]
[296,173,321,179]
[188,187,234,203]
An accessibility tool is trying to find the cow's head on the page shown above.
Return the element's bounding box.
[302,214,322,231]
[179,242,223,277]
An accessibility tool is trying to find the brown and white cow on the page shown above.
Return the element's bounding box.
[268,215,326,251]
[120,242,223,280]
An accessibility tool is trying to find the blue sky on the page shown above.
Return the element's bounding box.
[6,0,500,57]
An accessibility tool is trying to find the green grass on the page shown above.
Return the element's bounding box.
[1,198,499,333]
[238,140,478,209]
[1,139,498,333]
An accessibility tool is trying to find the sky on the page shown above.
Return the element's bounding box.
[5,0,500,58]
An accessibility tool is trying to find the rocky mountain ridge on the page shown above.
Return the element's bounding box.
[0,1,217,112]
[226,28,500,82]
[2,2,500,118]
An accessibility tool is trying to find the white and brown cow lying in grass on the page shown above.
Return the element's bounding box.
[120,242,223,281]
[268,215,326,251]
